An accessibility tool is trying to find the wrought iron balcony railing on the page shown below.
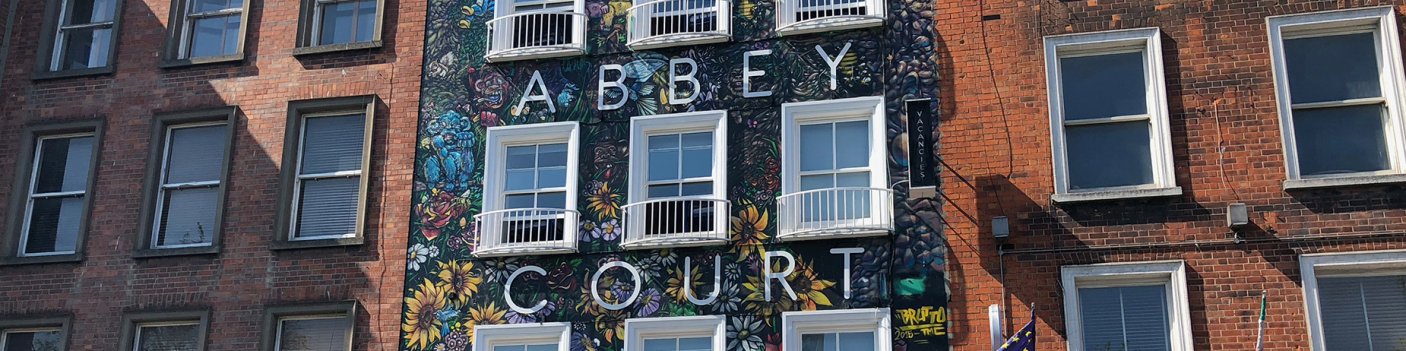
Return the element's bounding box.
[474,208,579,257]
[627,0,731,50]
[777,187,894,240]
[485,10,587,62]
[774,0,883,35]
[622,197,730,249]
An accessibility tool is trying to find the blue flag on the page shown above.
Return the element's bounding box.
[998,316,1035,351]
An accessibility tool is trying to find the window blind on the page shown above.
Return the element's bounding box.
[1078,285,1171,351]
[1318,275,1406,350]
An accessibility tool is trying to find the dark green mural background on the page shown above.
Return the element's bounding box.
[404,0,942,349]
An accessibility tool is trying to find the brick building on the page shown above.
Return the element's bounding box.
[939,1,1406,350]
[0,0,422,350]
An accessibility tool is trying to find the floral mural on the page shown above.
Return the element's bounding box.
[404,0,941,348]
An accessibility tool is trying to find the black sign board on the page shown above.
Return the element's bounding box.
[906,99,937,189]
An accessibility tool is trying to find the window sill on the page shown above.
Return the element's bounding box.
[159,54,245,69]
[292,41,383,56]
[133,246,219,259]
[0,253,82,266]
[269,236,364,250]
[32,66,115,81]
[1051,186,1182,203]
[1283,173,1406,190]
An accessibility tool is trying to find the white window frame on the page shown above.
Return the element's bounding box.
[150,122,225,249]
[778,96,891,241]
[18,133,95,257]
[479,122,581,257]
[1267,6,1406,189]
[780,308,891,351]
[1299,249,1406,351]
[49,0,116,71]
[310,0,378,46]
[178,0,243,59]
[485,0,587,62]
[773,0,883,36]
[273,313,353,351]
[1060,261,1193,351]
[132,320,201,351]
[472,322,571,351]
[288,111,367,241]
[623,315,725,351]
[1043,27,1179,202]
[624,111,728,249]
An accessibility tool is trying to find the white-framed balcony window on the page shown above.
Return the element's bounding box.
[289,112,367,241]
[485,0,586,62]
[1043,28,1180,202]
[473,323,570,351]
[1300,250,1406,350]
[151,122,228,249]
[1267,7,1406,189]
[19,134,96,257]
[48,0,117,71]
[624,111,728,249]
[625,0,730,50]
[624,316,725,351]
[781,309,890,351]
[779,97,892,241]
[478,122,580,257]
[178,0,245,59]
[774,0,882,36]
[1060,261,1193,351]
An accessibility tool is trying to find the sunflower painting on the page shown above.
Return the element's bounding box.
[402,0,943,347]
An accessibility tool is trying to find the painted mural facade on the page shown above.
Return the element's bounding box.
[402,0,942,349]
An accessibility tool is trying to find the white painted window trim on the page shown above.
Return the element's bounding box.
[1299,249,1406,351]
[1266,6,1406,189]
[18,132,94,257]
[480,122,581,256]
[473,322,572,351]
[1043,27,1180,203]
[151,122,226,249]
[623,315,726,351]
[778,96,891,241]
[1060,261,1193,351]
[486,0,587,62]
[288,111,367,241]
[780,308,891,351]
[624,111,729,249]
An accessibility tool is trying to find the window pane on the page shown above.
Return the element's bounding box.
[649,148,680,181]
[800,333,836,351]
[505,194,535,209]
[649,134,679,150]
[278,317,349,351]
[538,143,568,167]
[1292,104,1391,176]
[189,15,240,58]
[680,181,711,196]
[165,125,228,184]
[191,0,240,13]
[136,324,200,351]
[156,186,220,247]
[355,0,376,42]
[525,345,558,351]
[295,177,360,239]
[1319,275,1406,350]
[318,1,357,45]
[59,27,111,70]
[649,184,680,198]
[799,174,833,191]
[505,170,535,191]
[300,115,366,175]
[66,0,115,24]
[34,136,94,194]
[837,332,874,351]
[834,121,869,169]
[836,172,868,188]
[1284,32,1382,104]
[506,146,537,169]
[1079,285,1171,351]
[1059,51,1148,120]
[3,330,64,351]
[678,337,711,351]
[537,167,566,188]
[1064,121,1154,189]
[536,191,566,209]
[643,339,675,351]
[799,124,834,172]
[681,132,711,147]
[24,196,84,254]
[493,347,523,351]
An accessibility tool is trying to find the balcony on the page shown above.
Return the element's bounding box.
[474,208,579,257]
[626,0,731,50]
[774,0,883,36]
[485,10,587,62]
[622,197,730,249]
[777,187,893,241]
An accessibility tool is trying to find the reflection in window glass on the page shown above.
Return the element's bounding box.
[22,135,94,256]
[799,332,874,351]
[1078,285,1171,351]
[277,316,350,351]
[317,0,378,45]
[1,329,64,351]
[1317,275,1406,349]
[1282,32,1393,176]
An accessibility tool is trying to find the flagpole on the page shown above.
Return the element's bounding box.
[1255,290,1267,351]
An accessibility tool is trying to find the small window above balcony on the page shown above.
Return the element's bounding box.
[626,0,731,50]
[476,122,581,257]
[624,111,729,250]
[486,0,586,62]
[778,97,892,241]
[774,0,883,36]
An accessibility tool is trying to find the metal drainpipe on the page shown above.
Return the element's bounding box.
[0,0,19,95]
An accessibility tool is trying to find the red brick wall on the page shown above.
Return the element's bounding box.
[0,0,422,349]
[938,1,1406,350]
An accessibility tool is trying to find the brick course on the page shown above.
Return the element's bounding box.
[939,1,1406,350]
[0,0,421,350]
